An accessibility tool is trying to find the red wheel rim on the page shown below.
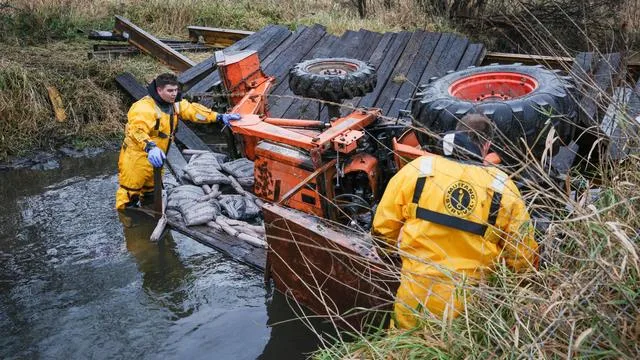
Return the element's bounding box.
[448,72,538,101]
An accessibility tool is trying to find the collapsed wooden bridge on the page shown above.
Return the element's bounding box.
[113,19,639,271]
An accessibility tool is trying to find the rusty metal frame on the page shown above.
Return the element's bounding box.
[113,16,195,72]
[188,26,254,48]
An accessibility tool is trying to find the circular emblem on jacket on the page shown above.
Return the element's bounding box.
[444,181,477,217]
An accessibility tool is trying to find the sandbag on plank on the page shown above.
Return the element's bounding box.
[187,152,222,170]
[236,176,254,188]
[221,158,254,178]
[179,201,220,226]
[167,185,204,210]
[218,194,261,220]
[183,166,231,185]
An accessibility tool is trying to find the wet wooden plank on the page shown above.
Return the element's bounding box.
[168,212,266,270]
[458,42,486,69]
[578,53,623,126]
[179,25,287,91]
[115,72,146,101]
[359,32,412,108]
[187,26,253,48]
[387,32,441,118]
[415,34,469,87]
[353,32,396,108]
[375,31,428,116]
[166,145,187,181]
[174,121,210,150]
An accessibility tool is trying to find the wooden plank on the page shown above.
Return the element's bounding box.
[187,26,254,48]
[166,145,188,181]
[374,31,428,116]
[458,43,486,68]
[353,32,396,108]
[359,31,412,108]
[115,72,146,101]
[261,25,327,118]
[174,121,210,150]
[113,16,195,72]
[179,25,285,90]
[387,32,441,118]
[578,53,623,126]
[414,34,469,88]
[168,212,266,270]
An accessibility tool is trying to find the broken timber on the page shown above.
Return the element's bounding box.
[110,23,637,276]
[188,26,254,48]
[113,15,195,72]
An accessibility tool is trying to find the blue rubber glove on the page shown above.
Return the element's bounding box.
[147,146,166,168]
[217,113,242,127]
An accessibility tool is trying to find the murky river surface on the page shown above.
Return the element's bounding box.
[0,152,331,359]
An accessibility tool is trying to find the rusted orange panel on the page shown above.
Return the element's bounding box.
[254,147,323,216]
[314,109,379,145]
[343,153,379,198]
[263,203,399,330]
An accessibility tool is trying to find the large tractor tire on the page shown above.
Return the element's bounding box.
[289,58,377,102]
[412,64,577,160]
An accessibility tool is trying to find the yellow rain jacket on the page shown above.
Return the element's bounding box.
[372,155,538,328]
[116,96,219,209]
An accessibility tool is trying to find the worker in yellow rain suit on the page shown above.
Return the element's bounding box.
[116,73,241,210]
[372,114,539,329]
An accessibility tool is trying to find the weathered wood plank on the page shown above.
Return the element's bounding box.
[168,212,266,270]
[113,16,195,72]
[359,32,412,108]
[187,26,254,48]
[115,72,146,101]
[578,53,623,126]
[387,32,441,118]
[179,25,287,90]
[174,121,210,150]
[166,144,188,181]
[458,42,486,68]
[375,31,428,116]
[414,34,469,87]
[353,32,396,108]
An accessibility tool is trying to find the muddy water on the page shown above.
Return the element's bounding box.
[0,152,329,359]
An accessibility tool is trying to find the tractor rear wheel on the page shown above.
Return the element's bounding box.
[411,64,577,161]
[289,58,377,102]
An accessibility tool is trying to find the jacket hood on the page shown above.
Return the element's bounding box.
[436,131,484,162]
[146,80,182,106]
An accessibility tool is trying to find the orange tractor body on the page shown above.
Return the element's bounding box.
[216,50,423,222]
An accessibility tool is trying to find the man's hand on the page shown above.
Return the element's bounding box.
[217,113,242,127]
[147,147,166,168]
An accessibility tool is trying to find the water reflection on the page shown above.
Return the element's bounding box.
[0,151,332,360]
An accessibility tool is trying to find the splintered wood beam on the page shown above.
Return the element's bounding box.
[187,26,254,48]
[113,15,195,72]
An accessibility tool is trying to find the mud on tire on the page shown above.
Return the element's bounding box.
[411,64,577,160]
[289,58,377,102]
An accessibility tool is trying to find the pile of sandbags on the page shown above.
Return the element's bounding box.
[167,151,262,227]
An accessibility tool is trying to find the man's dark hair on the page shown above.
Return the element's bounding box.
[155,73,179,88]
[455,113,494,147]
